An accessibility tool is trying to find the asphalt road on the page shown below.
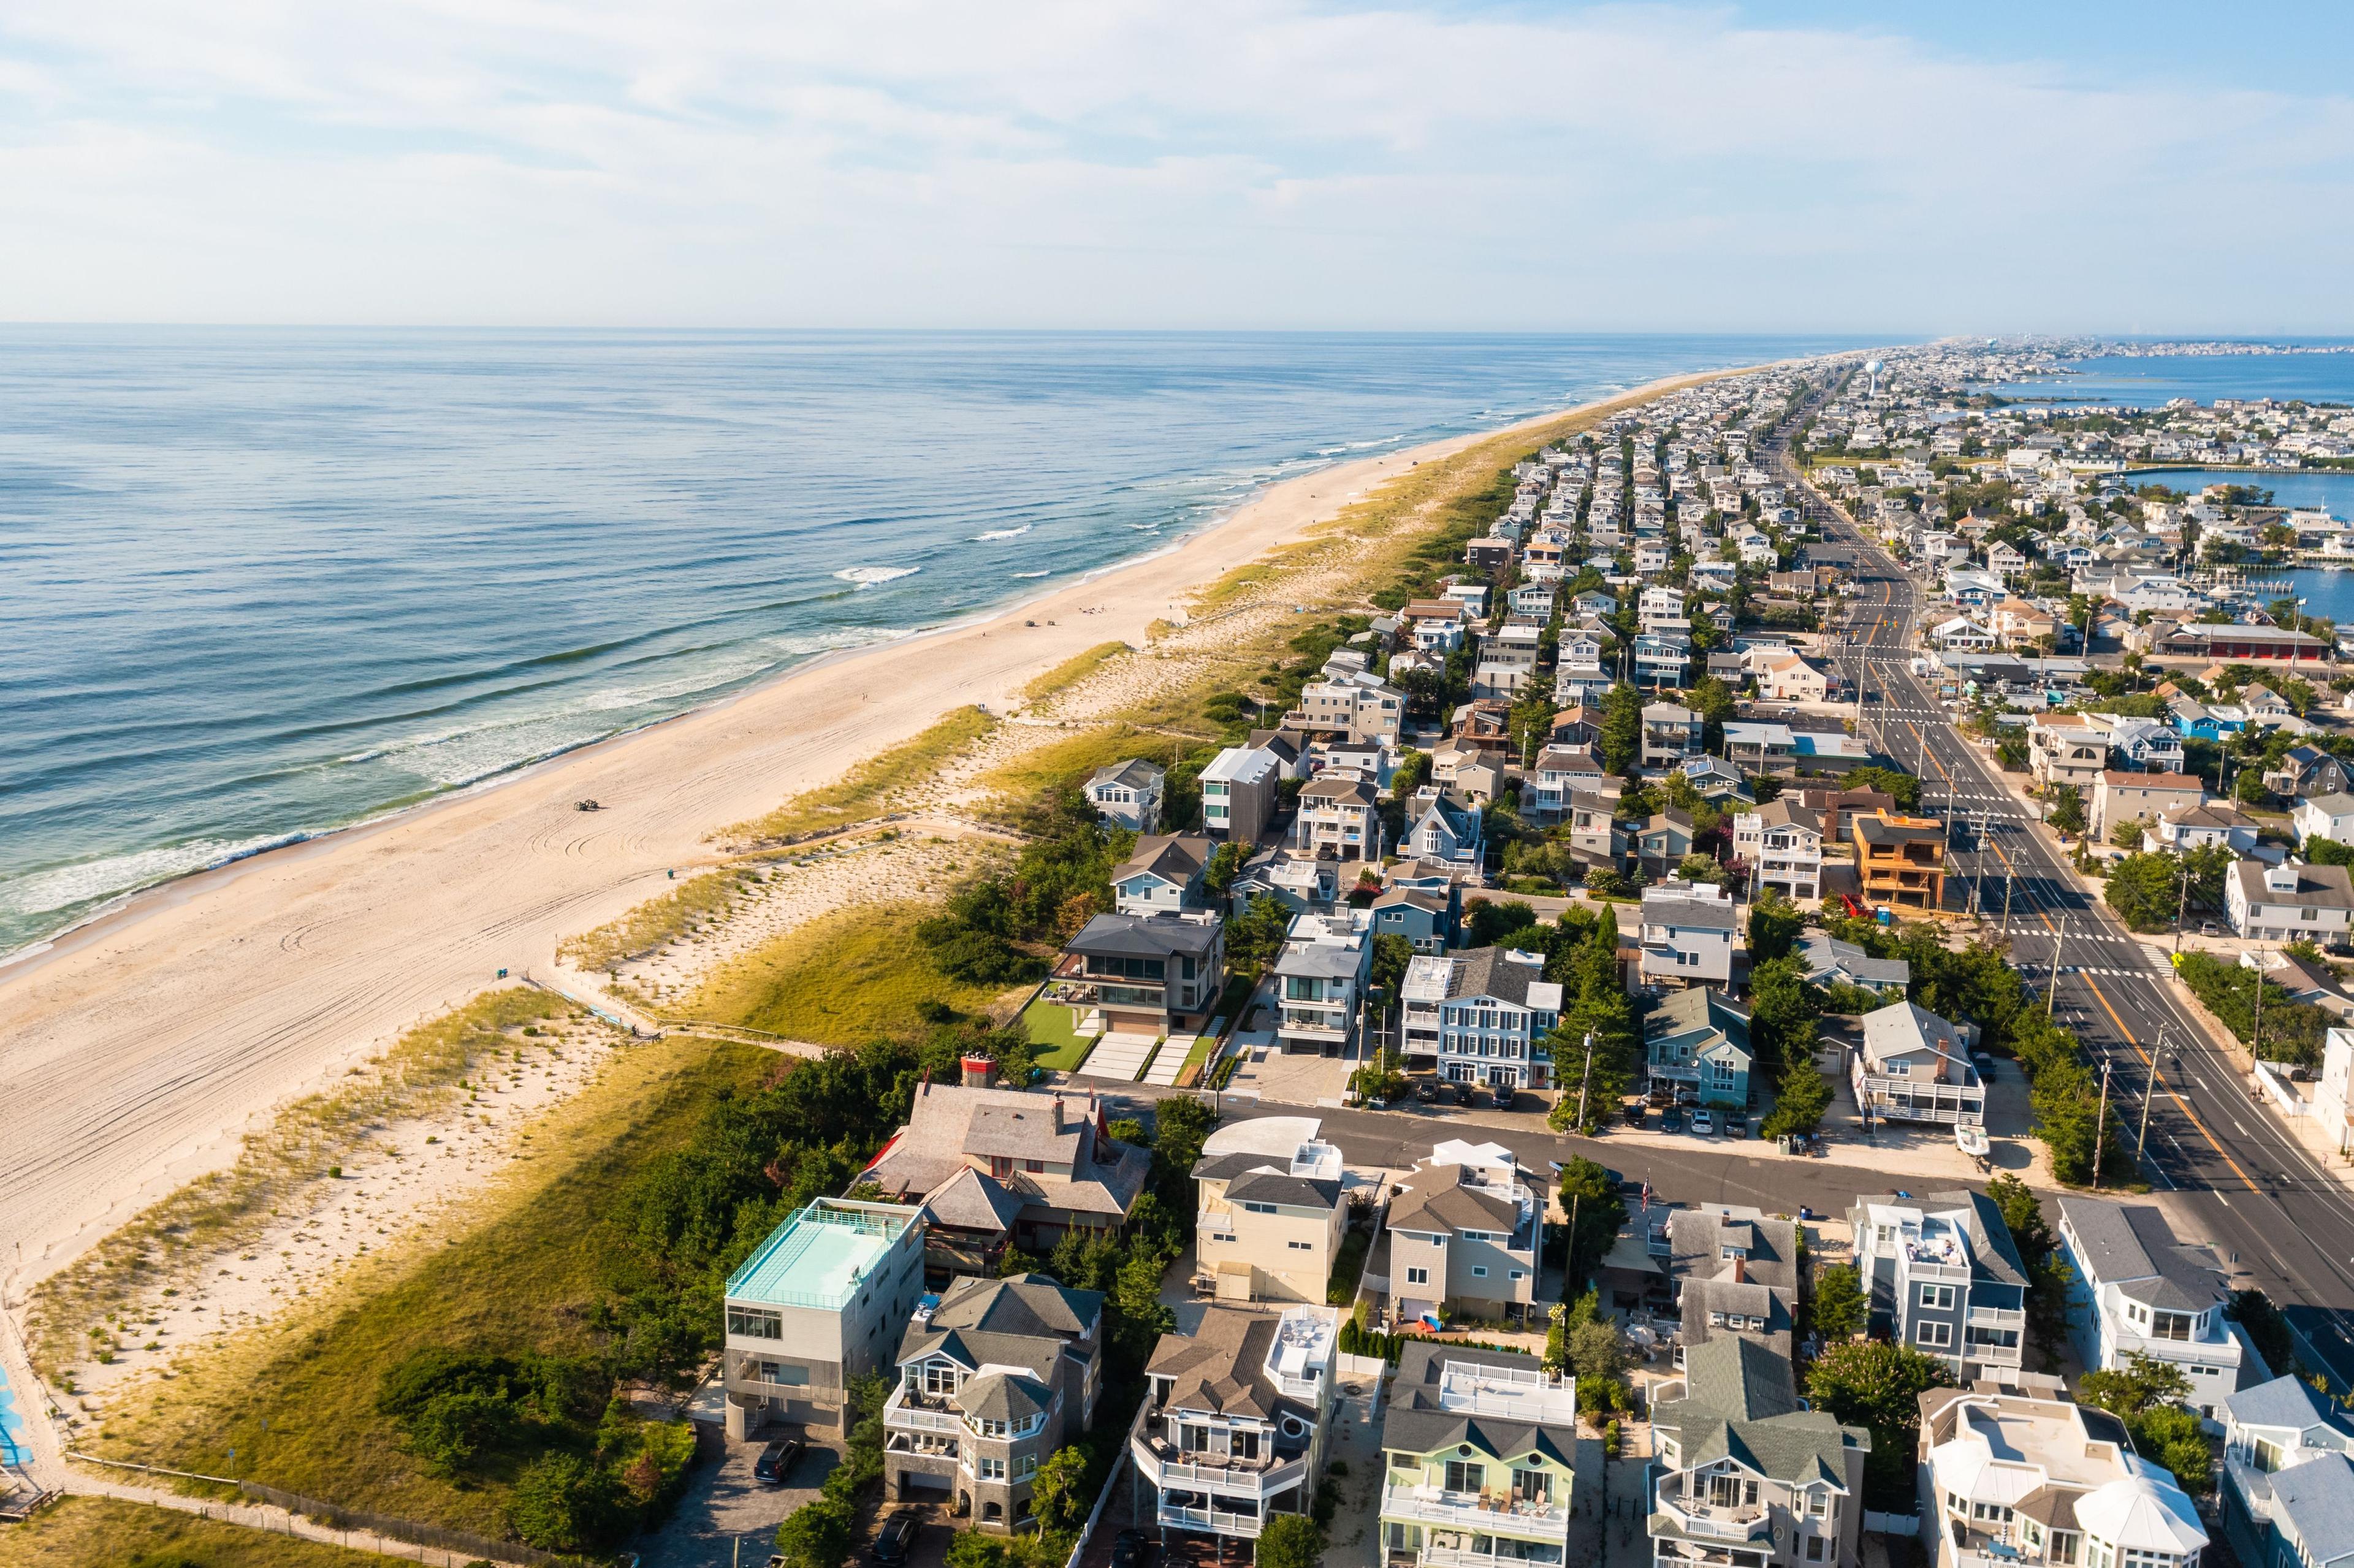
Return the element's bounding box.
[1764,399,2354,1386]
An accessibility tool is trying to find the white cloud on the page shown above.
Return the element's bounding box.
[0,0,2350,327]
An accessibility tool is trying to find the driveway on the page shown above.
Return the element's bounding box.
[639,1422,845,1568]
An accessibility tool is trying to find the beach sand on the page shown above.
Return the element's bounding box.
[0,371,1730,1314]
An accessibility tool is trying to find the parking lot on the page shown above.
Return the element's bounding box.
[639,1422,844,1568]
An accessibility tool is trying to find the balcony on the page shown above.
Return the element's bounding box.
[1381,1486,1571,1540]
[1420,1546,1566,1568]
[1159,1501,1268,1538]
[1654,1496,1773,1543]
[885,1386,965,1434]
[1136,1446,1310,1500]
[1968,1306,2025,1329]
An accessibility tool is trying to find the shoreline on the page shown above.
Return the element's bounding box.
[0,363,1760,1307]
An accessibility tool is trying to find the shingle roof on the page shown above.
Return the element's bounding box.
[2226,1373,2354,1439]
[2272,1452,2354,1562]
[1119,834,1211,886]
[1387,1162,1521,1236]
[1379,1342,1577,1464]
[2059,1197,2225,1312]
[1145,1306,1303,1421]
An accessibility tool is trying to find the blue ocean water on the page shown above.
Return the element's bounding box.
[2126,466,2354,625]
[1989,347,2354,408]
[0,329,1872,956]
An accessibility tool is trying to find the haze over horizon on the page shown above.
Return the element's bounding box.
[2,0,2352,333]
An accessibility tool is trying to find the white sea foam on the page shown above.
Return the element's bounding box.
[1012,571,1051,579]
[0,832,313,920]
[768,626,905,660]
[972,525,1033,541]
[832,565,920,586]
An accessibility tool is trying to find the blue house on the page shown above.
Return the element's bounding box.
[2173,700,2250,741]
[2220,1376,2354,1568]
[1641,987,1752,1110]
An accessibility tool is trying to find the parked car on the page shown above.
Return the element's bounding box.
[1622,1100,1647,1127]
[1721,1114,1744,1138]
[1415,1078,1441,1104]
[1661,1107,1685,1133]
[1111,1530,1157,1568]
[1690,1109,1715,1135]
[874,1511,922,1566]
[1449,1080,1473,1107]
[755,1439,805,1485]
[1491,1086,1518,1112]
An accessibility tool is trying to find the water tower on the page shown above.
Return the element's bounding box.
[1864,358,1884,398]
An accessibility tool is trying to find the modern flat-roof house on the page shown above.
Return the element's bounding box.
[2221,1376,2354,1568]
[1114,834,1214,916]
[1087,759,1167,834]
[1853,812,1946,913]
[1639,878,1739,988]
[1664,1205,1798,1361]
[1192,1138,1348,1304]
[1399,946,1565,1090]
[1273,911,1373,1057]
[723,1198,928,1434]
[1382,1140,1544,1327]
[2227,860,2354,948]
[1918,1383,2207,1568]
[1201,746,1282,848]
[1381,1344,1579,1568]
[1650,1336,1870,1568]
[1051,911,1227,1035]
[1129,1304,1341,1548]
[2092,771,2205,843]
[1850,1190,2025,1381]
[1851,1002,1984,1129]
[1732,799,1824,902]
[884,1273,1105,1529]
[1644,988,1753,1113]
[2057,1197,2248,1417]
[862,1082,1149,1265]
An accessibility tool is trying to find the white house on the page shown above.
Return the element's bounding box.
[1637,878,1738,988]
[2227,860,2354,947]
[1731,798,1824,901]
[1271,911,1374,1056]
[2056,1196,2249,1418]
[1086,759,1167,833]
[2295,793,2354,848]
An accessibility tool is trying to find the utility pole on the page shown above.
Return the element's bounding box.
[1578,1030,1596,1130]
[2001,872,2014,942]
[2253,949,2266,1062]
[2175,859,2191,954]
[2046,916,2068,1021]
[2138,1027,2169,1165]
[2092,1059,2114,1189]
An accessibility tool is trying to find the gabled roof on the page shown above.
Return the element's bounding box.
[1090,758,1164,791]
[2226,1373,2354,1440]
[1387,1161,1520,1236]
[1379,1343,1577,1464]
[1118,834,1211,887]
[2058,1197,2226,1312]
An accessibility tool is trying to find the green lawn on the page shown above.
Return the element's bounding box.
[4,1495,390,1568]
[1172,1032,1221,1087]
[1020,995,1101,1071]
[91,1035,775,1539]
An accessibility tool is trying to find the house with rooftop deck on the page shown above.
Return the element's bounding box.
[1849,1190,2025,1380]
[2057,1196,2249,1417]
[1050,911,1227,1035]
[1664,1205,1799,1362]
[1087,759,1166,833]
[1648,1336,1870,1568]
[1918,1381,2207,1568]
[885,1272,1104,1528]
[1853,812,1946,913]
[1851,1003,1984,1130]
[861,1081,1149,1265]
[1399,947,1564,1090]
[723,1197,928,1435]
[1201,745,1281,847]
[1273,911,1374,1057]
[1380,1342,1579,1568]
[1381,1140,1545,1328]
[2222,1374,2354,1568]
[1129,1304,1341,1548]
[1192,1137,1348,1304]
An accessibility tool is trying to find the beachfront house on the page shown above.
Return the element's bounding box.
[1201,745,1281,847]
[1086,759,1166,833]
[723,1197,929,1436]
[1113,834,1214,916]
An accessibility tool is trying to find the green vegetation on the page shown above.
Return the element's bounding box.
[1545,907,1637,1134]
[1809,1263,1866,1341]
[2077,1355,2212,1493]
[1018,995,1102,1071]
[28,986,583,1377]
[560,865,758,971]
[0,1495,394,1568]
[2102,846,2228,933]
[1806,1339,1954,1509]
[1023,641,1132,704]
[725,705,998,845]
[687,902,1019,1045]
[2176,949,2332,1068]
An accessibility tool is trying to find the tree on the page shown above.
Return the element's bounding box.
[1466,899,1539,948]
[1810,1263,1867,1341]
[2079,1354,2211,1493]
[1225,893,1292,972]
[1762,1054,1832,1138]
[1806,1340,1954,1509]
[1841,765,1920,812]
[1029,1445,1095,1537]
[508,1452,630,1554]
[1601,681,1644,777]
[1556,1159,1625,1288]
[1204,840,1251,897]
[2104,850,2184,933]
[1255,1514,1324,1568]
[1748,955,1821,1078]
[2109,816,2147,850]
[1746,889,1804,964]
[2047,784,2086,835]
[1368,932,1414,1002]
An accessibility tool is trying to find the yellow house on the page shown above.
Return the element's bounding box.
[1379,1344,1578,1568]
[1193,1136,1348,1304]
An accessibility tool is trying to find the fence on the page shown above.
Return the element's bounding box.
[1864,1510,1921,1537]
[1064,1450,1129,1568]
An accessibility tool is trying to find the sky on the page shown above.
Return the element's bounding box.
[2,1,2352,332]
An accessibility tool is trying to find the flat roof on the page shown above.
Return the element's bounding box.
[728,1199,918,1311]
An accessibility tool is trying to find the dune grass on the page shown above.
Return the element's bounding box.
[3,1494,392,1568]
[26,987,585,1379]
[683,902,1014,1045]
[1023,640,1132,704]
[722,704,997,847]
[558,865,758,971]
[970,725,1167,818]
[87,1033,773,1537]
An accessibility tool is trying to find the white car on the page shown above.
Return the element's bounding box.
[1689,1109,1715,1135]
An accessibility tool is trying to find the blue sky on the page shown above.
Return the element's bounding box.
[0,1,2349,331]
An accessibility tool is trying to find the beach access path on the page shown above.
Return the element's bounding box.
[0,370,1736,1329]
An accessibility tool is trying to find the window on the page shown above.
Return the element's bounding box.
[1406,1266,1430,1287]
[1918,1284,1956,1311]
[977,1457,1007,1480]
[923,1361,960,1396]
[1918,1321,1954,1348]
[1510,1270,1527,1282]
[2253,1437,2288,1472]
[1024,1159,1046,1174]
[2050,1534,2081,1565]
[1446,1461,1486,1494]
[1808,1491,1830,1520]
[1244,1201,1278,1214]
[1805,1537,1827,1562]
[1018,1453,1038,1480]
[1471,1266,1489,1279]
[727,1306,783,1340]
[1289,1240,1312,1250]
[2150,1309,2196,1342]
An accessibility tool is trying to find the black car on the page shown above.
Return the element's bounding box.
[873,1510,922,1566]
[1491,1086,1518,1113]
[1415,1078,1441,1104]
[1449,1080,1473,1106]
[755,1438,805,1485]
[1621,1100,1646,1127]
[1661,1107,1685,1133]
[1110,1529,1157,1568]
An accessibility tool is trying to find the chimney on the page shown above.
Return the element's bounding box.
[1731,1257,1746,1284]
[960,1055,997,1089]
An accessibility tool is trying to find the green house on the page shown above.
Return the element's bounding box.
[1379,1343,1578,1568]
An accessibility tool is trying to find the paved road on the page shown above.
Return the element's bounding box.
[1764,391,2354,1386]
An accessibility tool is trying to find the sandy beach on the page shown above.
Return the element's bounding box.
[0,371,1731,1311]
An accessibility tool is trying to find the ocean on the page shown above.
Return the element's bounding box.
[0,329,1871,957]
[1988,346,2354,408]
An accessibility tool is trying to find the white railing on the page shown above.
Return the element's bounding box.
[1159,1502,1266,1537]
[1137,1447,1307,1499]
[1382,1487,1571,1539]
[1967,1306,2025,1328]
[1421,1548,1567,1568]
[885,1388,964,1433]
